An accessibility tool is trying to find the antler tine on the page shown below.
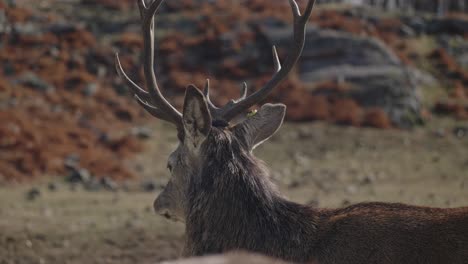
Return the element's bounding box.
[115,53,151,101]
[203,79,210,97]
[272,46,281,73]
[302,0,315,22]
[240,82,248,100]
[218,0,315,122]
[204,78,250,119]
[137,0,147,19]
[140,0,182,125]
[204,79,219,113]
[116,0,183,128]
[134,95,174,122]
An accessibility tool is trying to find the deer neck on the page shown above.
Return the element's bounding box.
[184,149,319,259]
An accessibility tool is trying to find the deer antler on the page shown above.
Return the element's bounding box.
[205,0,316,124]
[116,0,314,129]
[115,0,183,129]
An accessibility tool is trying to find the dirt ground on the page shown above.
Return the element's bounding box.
[1,118,467,264]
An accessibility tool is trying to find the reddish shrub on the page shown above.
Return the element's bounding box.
[313,80,351,95]
[454,105,468,120]
[396,50,414,65]
[115,32,143,50]
[61,29,97,49]
[65,71,96,89]
[81,0,132,10]
[428,48,459,72]
[330,98,362,126]
[376,18,403,34]
[311,10,375,35]
[160,34,185,53]
[307,95,330,121]
[420,108,432,121]
[221,58,248,78]
[434,101,458,114]
[434,101,468,120]
[450,81,467,99]
[377,32,400,46]
[0,108,141,182]
[6,7,31,23]
[363,108,392,129]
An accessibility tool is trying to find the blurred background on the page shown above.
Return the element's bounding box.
[1,0,467,263]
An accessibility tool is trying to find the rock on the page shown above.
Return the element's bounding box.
[298,28,401,71]
[66,168,91,183]
[100,177,118,191]
[398,24,416,37]
[438,36,468,68]
[141,180,158,192]
[83,177,101,191]
[359,175,374,185]
[15,72,55,92]
[121,181,131,192]
[453,126,468,139]
[82,82,99,97]
[64,153,80,169]
[401,16,427,35]
[293,153,309,167]
[432,128,447,138]
[296,127,316,139]
[459,54,468,68]
[114,109,133,122]
[26,188,41,201]
[287,180,301,189]
[41,208,53,218]
[342,199,352,206]
[25,240,33,248]
[12,22,40,36]
[5,236,15,243]
[47,182,58,191]
[346,185,358,195]
[427,17,468,36]
[47,22,80,35]
[131,126,152,139]
[3,61,15,76]
[262,26,431,128]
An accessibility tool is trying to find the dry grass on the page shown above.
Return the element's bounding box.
[1,119,468,263]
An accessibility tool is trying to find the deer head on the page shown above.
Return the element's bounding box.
[115,0,315,222]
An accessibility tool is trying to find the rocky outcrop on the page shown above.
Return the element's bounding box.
[263,26,435,128]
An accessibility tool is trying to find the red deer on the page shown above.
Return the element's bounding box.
[115,0,468,263]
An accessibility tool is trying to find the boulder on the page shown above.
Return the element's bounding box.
[262,26,434,127]
[427,16,468,36]
[437,35,468,69]
[14,72,55,92]
[299,28,401,70]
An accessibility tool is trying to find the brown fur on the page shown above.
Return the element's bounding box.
[182,128,468,264]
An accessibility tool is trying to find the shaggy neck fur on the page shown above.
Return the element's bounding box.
[184,128,319,262]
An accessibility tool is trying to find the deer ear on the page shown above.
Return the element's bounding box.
[182,85,212,148]
[234,103,286,151]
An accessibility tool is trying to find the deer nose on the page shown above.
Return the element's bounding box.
[154,198,172,219]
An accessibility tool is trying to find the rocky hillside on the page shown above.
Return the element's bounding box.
[1,0,467,182]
